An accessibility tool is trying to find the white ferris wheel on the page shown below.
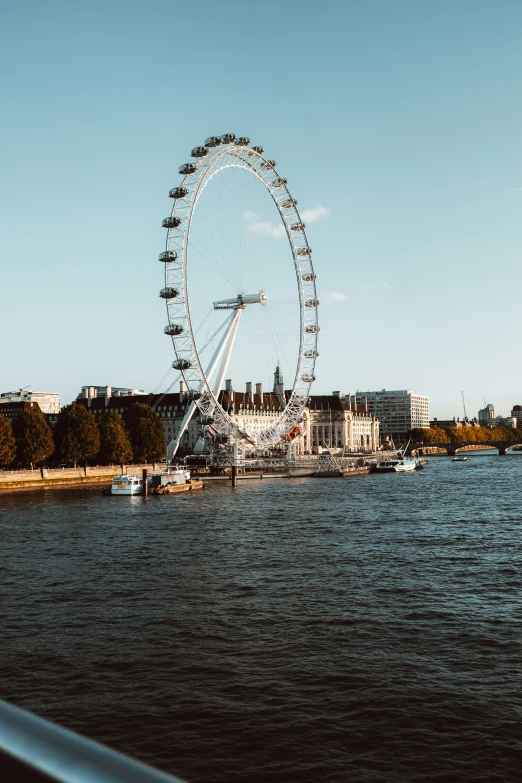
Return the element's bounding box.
[159,134,319,456]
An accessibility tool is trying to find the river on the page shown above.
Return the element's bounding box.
[1,454,521,782]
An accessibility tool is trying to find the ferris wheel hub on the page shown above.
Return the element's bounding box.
[213,291,267,310]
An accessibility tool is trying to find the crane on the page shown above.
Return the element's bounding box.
[461,391,468,422]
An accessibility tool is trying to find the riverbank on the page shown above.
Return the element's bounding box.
[0,465,155,493]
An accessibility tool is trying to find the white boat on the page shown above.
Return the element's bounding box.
[110,474,145,495]
[374,456,418,473]
[373,439,422,473]
[109,467,192,496]
[452,455,469,462]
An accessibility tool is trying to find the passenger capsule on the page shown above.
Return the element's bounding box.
[187,389,202,401]
[205,136,222,147]
[304,350,319,358]
[169,186,187,199]
[191,146,208,158]
[251,146,264,154]
[164,324,184,336]
[290,223,305,231]
[297,247,312,256]
[158,251,178,263]
[282,198,297,208]
[220,133,236,144]
[272,177,287,188]
[262,160,276,169]
[159,287,179,299]
[173,359,192,370]
[301,374,316,383]
[201,415,215,425]
[236,136,250,146]
[305,324,320,334]
[162,216,181,229]
[305,298,318,307]
[179,163,197,175]
[301,272,316,281]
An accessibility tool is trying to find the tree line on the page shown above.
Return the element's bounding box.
[407,425,522,446]
[0,402,166,470]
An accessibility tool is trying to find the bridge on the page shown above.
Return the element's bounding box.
[415,440,522,456]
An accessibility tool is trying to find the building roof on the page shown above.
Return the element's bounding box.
[307,395,368,413]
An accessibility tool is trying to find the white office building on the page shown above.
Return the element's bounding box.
[348,389,429,442]
[0,389,61,414]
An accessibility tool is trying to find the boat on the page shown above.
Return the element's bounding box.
[109,474,145,495]
[373,440,422,473]
[452,455,469,462]
[108,466,203,496]
[373,456,419,473]
[150,466,204,494]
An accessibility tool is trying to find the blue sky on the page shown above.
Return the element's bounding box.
[1,0,521,419]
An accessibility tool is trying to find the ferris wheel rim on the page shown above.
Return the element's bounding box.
[160,138,319,448]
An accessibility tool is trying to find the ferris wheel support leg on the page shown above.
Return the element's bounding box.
[168,310,242,461]
[212,308,242,398]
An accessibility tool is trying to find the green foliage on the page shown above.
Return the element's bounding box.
[12,407,54,468]
[97,411,133,466]
[55,403,100,467]
[0,413,16,467]
[123,403,166,463]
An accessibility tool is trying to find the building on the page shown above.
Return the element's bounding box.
[478,403,495,425]
[511,405,522,428]
[350,389,429,443]
[495,415,517,429]
[0,389,61,414]
[77,385,147,399]
[76,384,202,454]
[303,393,379,453]
[76,375,380,458]
[218,384,379,454]
[430,417,462,429]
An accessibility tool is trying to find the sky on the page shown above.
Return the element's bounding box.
[0,0,521,419]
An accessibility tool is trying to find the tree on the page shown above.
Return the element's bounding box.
[12,407,54,470]
[55,403,100,470]
[123,403,166,466]
[0,413,16,468]
[98,411,133,469]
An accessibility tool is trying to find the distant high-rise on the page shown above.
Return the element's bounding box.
[478,403,495,425]
[347,389,429,442]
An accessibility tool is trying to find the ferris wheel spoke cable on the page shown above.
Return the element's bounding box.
[188,238,237,291]
[196,206,242,292]
[205,185,241,292]
[153,312,233,409]
[147,306,216,406]
[263,304,294,374]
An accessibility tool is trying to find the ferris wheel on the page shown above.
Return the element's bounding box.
[159,134,319,456]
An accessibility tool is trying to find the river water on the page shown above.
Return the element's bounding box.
[2,455,522,782]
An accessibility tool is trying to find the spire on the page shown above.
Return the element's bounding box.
[273,360,284,392]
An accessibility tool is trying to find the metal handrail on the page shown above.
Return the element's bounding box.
[0,699,187,783]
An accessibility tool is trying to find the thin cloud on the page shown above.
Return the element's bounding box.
[491,186,522,196]
[322,291,347,304]
[300,204,331,223]
[243,204,330,238]
[243,211,285,238]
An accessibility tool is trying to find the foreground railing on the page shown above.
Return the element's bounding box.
[0,699,186,783]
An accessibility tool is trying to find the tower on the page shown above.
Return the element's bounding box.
[273,362,285,406]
